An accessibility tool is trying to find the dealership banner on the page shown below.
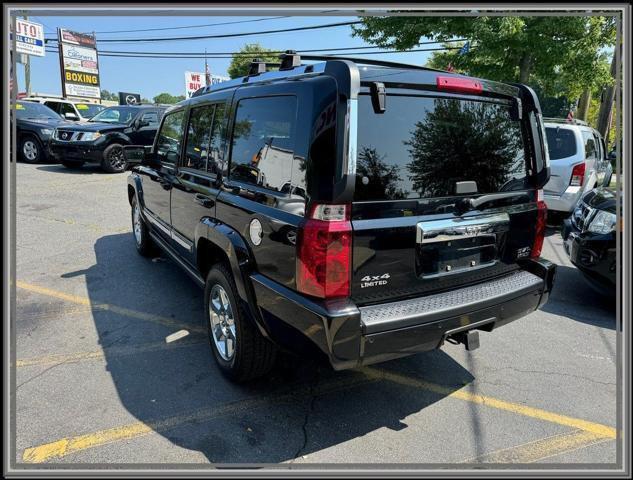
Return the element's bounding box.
[185,71,229,98]
[58,28,101,99]
[11,19,45,57]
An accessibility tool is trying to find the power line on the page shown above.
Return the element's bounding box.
[45,20,361,44]
[44,39,468,57]
[44,45,462,59]
[88,16,291,35]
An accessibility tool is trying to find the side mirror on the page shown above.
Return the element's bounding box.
[124,145,155,170]
[63,112,79,121]
[136,119,150,129]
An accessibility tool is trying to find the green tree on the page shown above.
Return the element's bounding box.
[227,43,279,79]
[153,92,186,104]
[353,16,615,100]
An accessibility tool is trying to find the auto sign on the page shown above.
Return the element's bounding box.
[12,19,45,57]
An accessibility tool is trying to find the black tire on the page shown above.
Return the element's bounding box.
[204,264,277,382]
[130,195,155,257]
[19,135,43,164]
[101,143,127,173]
[61,160,85,169]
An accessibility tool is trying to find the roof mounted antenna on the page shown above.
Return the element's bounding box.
[248,58,267,76]
[279,50,301,71]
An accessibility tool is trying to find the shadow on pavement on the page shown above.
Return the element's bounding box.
[62,232,474,463]
[36,165,111,175]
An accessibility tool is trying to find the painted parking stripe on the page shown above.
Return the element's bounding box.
[22,373,380,463]
[15,339,205,368]
[460,429,614,463]
[16,281,205,334]
[22,366,617,463]
[363,368,617,439]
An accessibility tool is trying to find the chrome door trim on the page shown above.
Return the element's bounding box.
[143,208,193,252]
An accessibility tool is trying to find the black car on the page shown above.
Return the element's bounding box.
[124,53,556,382]
[562,187,618,297]
[48,105,166,173]
[14,101,68,164]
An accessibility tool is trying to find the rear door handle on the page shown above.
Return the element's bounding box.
[194,193,214,208]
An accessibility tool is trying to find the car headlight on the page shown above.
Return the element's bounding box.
[82,132,102,141]
[40,128,54,135]
[587,210,616,234]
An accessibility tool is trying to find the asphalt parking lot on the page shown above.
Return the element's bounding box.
[13,162,619,468]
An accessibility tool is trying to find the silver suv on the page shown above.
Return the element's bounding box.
[543,119,611,214]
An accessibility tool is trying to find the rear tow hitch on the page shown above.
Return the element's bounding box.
[446,330,480,351]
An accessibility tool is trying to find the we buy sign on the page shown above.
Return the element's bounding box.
[185,71,204,98]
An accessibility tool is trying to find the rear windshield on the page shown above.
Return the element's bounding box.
[545,127,577,160]
[355,94,528,201]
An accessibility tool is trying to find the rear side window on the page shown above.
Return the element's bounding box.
[355,95,528,201]
[184,105,215,171]
[229,96,298,193]
[582,131,597,160]
[156,110,185,165]
[546,127,578,160]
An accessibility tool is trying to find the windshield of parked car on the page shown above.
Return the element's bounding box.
[75,103,105,118]
[355,94,528,201]
[545,127,577,160]
[88,106,136,124]
[14,101,62,120]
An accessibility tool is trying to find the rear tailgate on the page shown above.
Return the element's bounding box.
[350,86,542,306]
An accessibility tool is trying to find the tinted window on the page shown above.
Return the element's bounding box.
[208,104,226,175]
[184,105,214,171]
[546,127,578,160]
[156,110,185,165]
[43,101,62,114]
[582,131,597,160]
[356,95,527,200]
[140,111,160,127]
[229,96,297,192]
[14,101,61,120]
[59,102,76,116]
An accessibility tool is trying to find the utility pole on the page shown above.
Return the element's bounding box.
[23,14,31,95]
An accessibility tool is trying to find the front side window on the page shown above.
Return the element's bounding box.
[184,105,215,171]
[582,131,597,160]
[156,110,185,165]
[355,95,527,201]
[140,111,160,127]
[229,96,298,192]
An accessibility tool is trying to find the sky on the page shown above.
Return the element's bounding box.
[14,14,435,101]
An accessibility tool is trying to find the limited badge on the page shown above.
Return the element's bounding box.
[249,219,263,246]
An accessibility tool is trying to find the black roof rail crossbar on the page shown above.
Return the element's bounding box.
[299,54,446,73]
[279,50,301,70]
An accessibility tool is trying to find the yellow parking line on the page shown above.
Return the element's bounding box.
[15,339,205,368]
[16,281,205,334]
[363,368,617,439]
[460,429,614,463]
[22,373,380,463]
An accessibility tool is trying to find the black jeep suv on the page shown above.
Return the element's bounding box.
[124,53,556,382]
[48,105,165,173]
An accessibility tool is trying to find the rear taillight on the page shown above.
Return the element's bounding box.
[570,162,586,187]
[296,203,352,299]
[436,76,483,95]
[531,189,547,259]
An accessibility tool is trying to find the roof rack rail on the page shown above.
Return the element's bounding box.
[300,54,445,73]
[543,117,589,126]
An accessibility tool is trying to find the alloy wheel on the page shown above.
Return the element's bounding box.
[208,284,237,361]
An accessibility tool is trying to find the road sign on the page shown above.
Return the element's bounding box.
[12,19,45,57]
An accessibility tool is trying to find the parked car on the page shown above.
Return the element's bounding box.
[562,186,618,297]
[543,118,611,217]
[14,100,68,164]
[48,105,166,173]
[124,54,556,382]
[22,95,105,122]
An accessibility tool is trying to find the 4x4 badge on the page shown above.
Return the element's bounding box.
[360,273,390,288]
